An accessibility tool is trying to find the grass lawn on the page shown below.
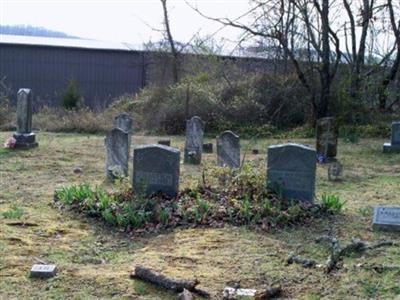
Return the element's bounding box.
[0,131,399,299]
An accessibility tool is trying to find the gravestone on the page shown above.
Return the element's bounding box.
[184,116,204,164]
[133,144,180,197]
[316,117,338,160]
[158,140,171,146]
[383,122,400,153]
[114,113,133,147]
[105,128,129,181]
[13,89,38,149]
[372,206,400,231]
[30,264,57,278]
[267,143,316,202]
[202,143,213,153]
[114,113,133,134]
[217,131,240,168]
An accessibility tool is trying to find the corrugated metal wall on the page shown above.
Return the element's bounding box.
[0,44,145,108]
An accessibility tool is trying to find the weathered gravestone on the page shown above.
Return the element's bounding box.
[114,113,133,147]
[30,264,57,278]
[105,128,129,181]
[133,144,180,197]
[316,117,338,160]
[372,206,400,231]
[217,131,240,168]
[114,113,133,134]
[184,116,204,164]
[383,122,400,153]
[13,88,38,149]
[267,143,316,202]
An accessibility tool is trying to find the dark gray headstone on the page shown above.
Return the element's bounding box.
[114,113,133,134]
[217,131,240,168]
[202,143,213,153]
[133,144,180,197]
[184,116,204,164]
[267,143,316,202]
[105,128,129,181]
[30,264,57,278]
[373,206,400,231]
[383,122,400,153]
[13,89,38,149]
[316,117,338,159]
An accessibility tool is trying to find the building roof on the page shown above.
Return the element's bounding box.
[0,34,141,52]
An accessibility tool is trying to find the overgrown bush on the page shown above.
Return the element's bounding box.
[132,72,310,136]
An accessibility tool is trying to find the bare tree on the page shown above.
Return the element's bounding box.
[160,0,179,84]
[378,0,400,110]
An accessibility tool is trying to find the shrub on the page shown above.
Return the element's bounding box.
[320,194,345,214]
[61,78,83,110]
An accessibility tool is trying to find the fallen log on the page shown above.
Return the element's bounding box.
[131,265,210,298]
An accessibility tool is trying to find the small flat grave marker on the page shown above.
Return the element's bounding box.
[202,143,213,153]
[30,264,57,278]
[158,140,171,146]
[133,144,180,197]
[373,206,400,231]
[267,143,316,202]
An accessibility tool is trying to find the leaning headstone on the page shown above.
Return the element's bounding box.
[114,113,133,134]
[133,144,180,197]
[30,264,57,278]
[13,89,38,149]
[316,117,338,160]
[158,140,171,146]
[383,122,400,153]
[372,206,400,231]
[202,143,213,153]
[217,131,240,168]
[105,128,129,181]
[184,116,204,164]
[267,143,316,202]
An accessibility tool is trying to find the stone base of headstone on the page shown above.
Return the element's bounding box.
[372,206,400,231]
[184,149,201,164]
[383,142,400,153]
[202,143,213,153]
[13,133,38,149]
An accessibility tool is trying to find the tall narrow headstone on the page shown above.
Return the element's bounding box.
[184,116,204,164]
[114,113,133,147]
[316,117,338,160]
[105,128,129,181]
[133,144,180,197]
[217,131,240,168]
[267,143,316,202]
[383,122,400,153]
[13,88,38,149]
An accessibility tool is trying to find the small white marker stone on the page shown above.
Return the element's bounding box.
[30,264,57,278]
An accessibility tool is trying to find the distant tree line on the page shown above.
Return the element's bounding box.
[0,25,78,39]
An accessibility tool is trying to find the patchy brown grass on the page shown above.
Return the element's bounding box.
[0,132,400,299]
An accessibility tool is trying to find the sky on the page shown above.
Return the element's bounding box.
[0,0,251,51]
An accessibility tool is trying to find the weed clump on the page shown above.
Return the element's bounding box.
[54,163,343,232]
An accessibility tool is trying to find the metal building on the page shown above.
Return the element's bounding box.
[0,35,145,108]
